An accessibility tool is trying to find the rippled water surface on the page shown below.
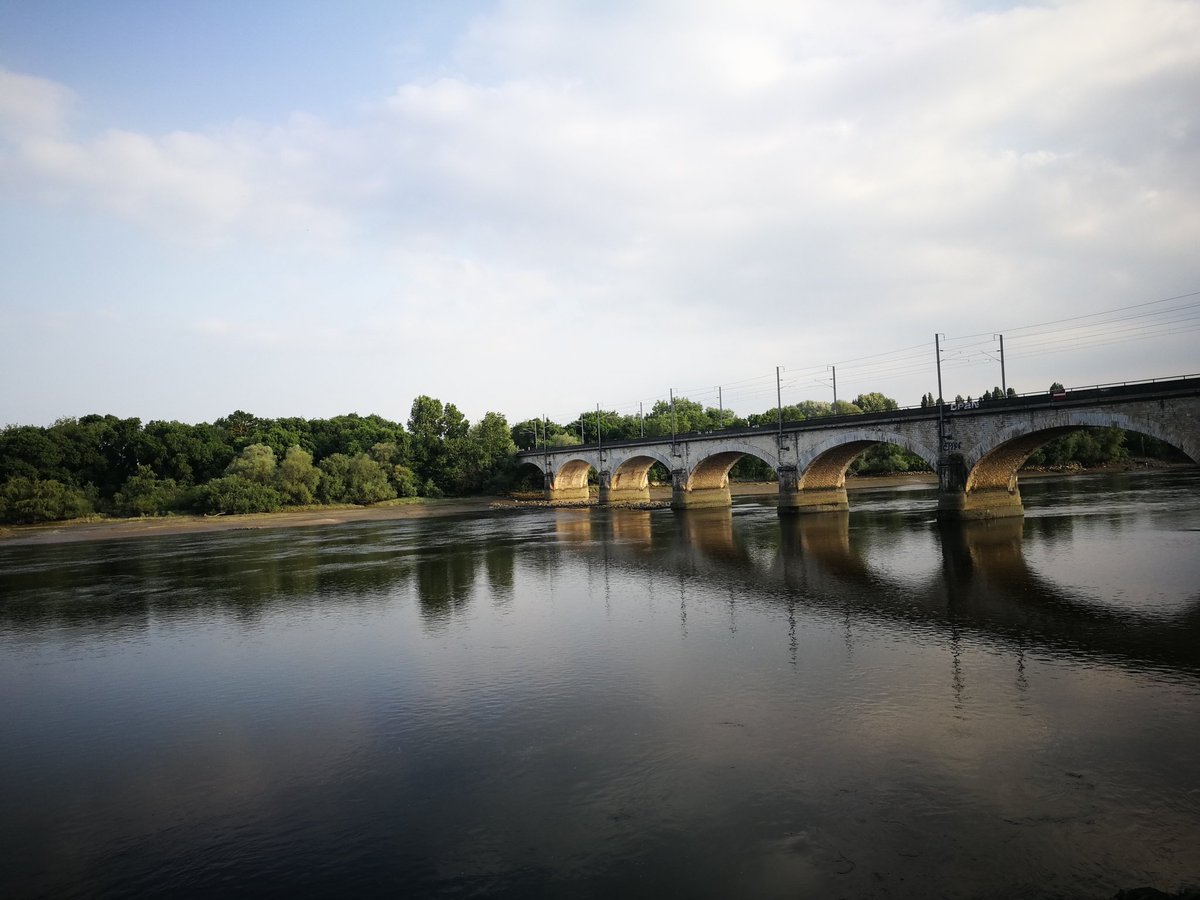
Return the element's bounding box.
[2,471,1199,899]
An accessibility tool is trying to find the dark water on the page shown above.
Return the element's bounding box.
[2,471,1198,899]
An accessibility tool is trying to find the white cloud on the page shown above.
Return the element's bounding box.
[1,0,1198,423]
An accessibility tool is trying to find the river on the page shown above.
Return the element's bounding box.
[1,470,1198,899]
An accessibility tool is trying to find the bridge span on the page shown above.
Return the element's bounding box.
[516,377,1200,520]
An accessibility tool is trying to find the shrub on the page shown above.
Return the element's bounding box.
[0,476,94,524]
[196,475,282,515]
[112,466,185,516]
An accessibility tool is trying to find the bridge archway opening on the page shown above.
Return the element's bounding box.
[672,448,780,509]
[968,423,1197,495]
[548,458,596,502]
[610,454,661,493]
[799,432,939,486]
[786,435,938,515]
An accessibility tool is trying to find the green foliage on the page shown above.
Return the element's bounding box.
[344,454,396,504]
[391,465,420,498]
[213,410,260,449]
[196,475,283,514]
[729,456,776,481]
[225,443,277,485]
[1024,427,1127,469]
[315,452,397,504]
[852,392,898,413]
[112,466,186,516]
[0,476,95,524]
[275,446,321,505]
[850,445,931,475]
[0,425,66,483]
[317,453,352,503]
[310,414,407,459]
[138,420,234,485]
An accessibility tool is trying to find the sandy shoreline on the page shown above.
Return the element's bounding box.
[1,466,1189,547]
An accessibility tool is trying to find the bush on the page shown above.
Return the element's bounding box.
[391,464,420,498]
[112,466,185,516]
[275,446,321,505]
[344,454,395,504]
[0,476,94,524]
[196,475,283,515]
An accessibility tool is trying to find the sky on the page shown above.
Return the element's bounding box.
[1,0,1198,429]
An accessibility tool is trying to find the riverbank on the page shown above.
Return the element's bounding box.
[0,498,498,546]
[1,461,1190,547]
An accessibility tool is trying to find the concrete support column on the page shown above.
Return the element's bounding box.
[776,465,849,515]
[596,470,612,504]
[936,453,1023,520]
[596,469,651,505]
[670,468,731,510]
[544,471,589,503]
[937,487,1024,520]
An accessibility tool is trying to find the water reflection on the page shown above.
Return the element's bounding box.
[555,501,1200,678]
[1,474,1199,899]
[608,509,653,546]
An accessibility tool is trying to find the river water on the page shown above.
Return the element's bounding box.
[1,471,1198,899]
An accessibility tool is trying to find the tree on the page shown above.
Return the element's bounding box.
[0,426,64,483]
[197,475,282,514]
[462,412,517,493]
[391,465,420,498]
[275,446,321,505]
[0,476,93,524]
[852,392,898,413]
[214,410,260,449]
[225,443,277,485]
[112,466,185,516]
[344,454,395,504]
[138,420,235,486]
[317,454,352,503]
[443,403,469,440]
[408,395,450,488]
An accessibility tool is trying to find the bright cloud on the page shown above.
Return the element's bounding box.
[0,0,1197,425]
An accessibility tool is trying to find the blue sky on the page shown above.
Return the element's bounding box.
[2,0,1198,427]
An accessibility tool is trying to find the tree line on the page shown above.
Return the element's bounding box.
[0,398,517,524]
[0,385,1185,525]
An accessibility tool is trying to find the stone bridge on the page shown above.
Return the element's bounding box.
[516,377,1200,520]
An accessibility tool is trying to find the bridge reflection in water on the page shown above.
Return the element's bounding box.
[571,503,1200,678]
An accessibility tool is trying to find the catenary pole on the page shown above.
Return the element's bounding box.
[776,366,783,442]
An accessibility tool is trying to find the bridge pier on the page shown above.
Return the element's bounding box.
[670,469,731,509]
[936,454,1024,520]
[937,487,1024,520]
[597,470,650,505]
[544,472,589,503]
[776,465,849,514]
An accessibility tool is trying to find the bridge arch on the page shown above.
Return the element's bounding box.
[604,449,676,504]
[545,455,597,502]
[668,441,779,509]
[964,411,1199,494]
[796,430,940,490]
[687,440,779,490]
